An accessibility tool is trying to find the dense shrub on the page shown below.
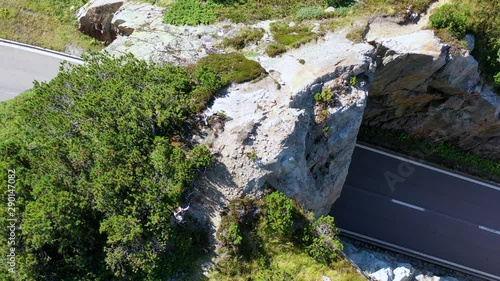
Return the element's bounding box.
[0,52,253,280]
[264,192,294,236]
[163,0,216,26]
[304,216,343,264]
[430,4,468,37]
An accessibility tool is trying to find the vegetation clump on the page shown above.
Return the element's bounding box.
[213,191,361,281]
[429,0,500,89]
[163,0,216,25]
[194,53,266,85]
[0,51,268,280]
[222,27,265,50]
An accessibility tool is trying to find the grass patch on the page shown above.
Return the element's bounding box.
[194,53,266,85]
[211,191,364,281]
[221,27,265,50]
[296,6,325,20]
[265,21,318,57]
[358,126,500,183]
[271,22,318,47]
[0,0,103,52]
[163,0,216,25]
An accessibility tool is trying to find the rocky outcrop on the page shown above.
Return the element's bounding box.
[77,0,225,64]
[190,34,374,224]
[77,0,124,45]
[364,30,500,159]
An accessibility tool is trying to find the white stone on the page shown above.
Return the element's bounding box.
[370,267,394,281]
[393,264,413,281]
[325,7,336,13]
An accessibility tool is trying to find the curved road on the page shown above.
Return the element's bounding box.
[2,40,500,280]
[331,145,500,280]
[0,40,81,101]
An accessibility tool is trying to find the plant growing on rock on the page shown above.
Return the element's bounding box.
[222,27,265,50]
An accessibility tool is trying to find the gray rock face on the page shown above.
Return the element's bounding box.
[191,34,375,225]
[364,30,500,159]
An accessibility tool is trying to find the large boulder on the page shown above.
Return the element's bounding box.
[364,30,500,159]
[190,34,375,226]
[77,0,124,45]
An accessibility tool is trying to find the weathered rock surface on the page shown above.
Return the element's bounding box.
[364,30,500,159]
[77,0,123,45]
[342,239,479,281]
[190,34,375,227]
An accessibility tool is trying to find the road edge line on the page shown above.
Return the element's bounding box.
[0,38,83,64]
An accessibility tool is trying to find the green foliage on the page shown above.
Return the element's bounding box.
[222,27,265,50]
[296,6,325,20]
[212,192,358,280]
[304,216,343,264]
[430,4,468,37]
[429,0,500,89]
[195,53,266,85]
[245,151,258,161]
[264,192,294,237]
[163,0,216,26]
[266,43,287,57]
[324,0,354,8]
[314,87,334,103]
[349,76,357,86]
[0,53,219,280]
[270,22,318,48]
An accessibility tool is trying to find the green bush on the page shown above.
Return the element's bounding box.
[296,6,325,20]
[195,53,266,85]
[163,0,216,26]
[314,87,334,103]
[304,216,343,264]
[430,4,468,37]
[0,53,219,279]
[264,192,294,236]
[349,76,357,86]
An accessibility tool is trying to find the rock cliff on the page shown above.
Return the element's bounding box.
[75,0,499,226]
[364,30,500,159]
[191,35,374,222]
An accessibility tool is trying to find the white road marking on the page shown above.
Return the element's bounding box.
[356,144,500,192]
[0,39,83,65]
[479,225,500,236]
[339,228,500,281]
[390,199,425,211]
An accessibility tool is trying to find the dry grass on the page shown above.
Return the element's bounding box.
[0,0,103,53]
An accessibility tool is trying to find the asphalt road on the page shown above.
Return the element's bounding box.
[0,41,81,101]
[330,145,500,279]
